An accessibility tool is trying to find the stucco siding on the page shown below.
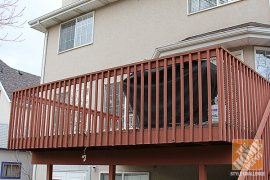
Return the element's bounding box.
[43,0,270,83]
[0,85,11,125]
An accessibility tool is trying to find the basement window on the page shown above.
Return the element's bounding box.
[59,12,94,53]
[0,162,21,179]
[188,0,241,14]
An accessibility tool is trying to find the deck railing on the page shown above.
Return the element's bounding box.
[8,46,270,151]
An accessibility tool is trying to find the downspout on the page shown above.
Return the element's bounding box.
[38,21,48,84]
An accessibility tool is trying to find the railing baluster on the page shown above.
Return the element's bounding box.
[99,72,105,146]
[180,56,184,142]
[155,61,160,144]
[119,68,124,145]
[40,85,48,148]
[172,58,176,142]
[164,59,168,143]
[75,77,82,147]
[32,87,39,148]
[71,79,76,147]
[140,63,144,144]
[197,52,202,141]
[112,69,117,146]
[148,61,152,144]
[50,83,57,148]
[59,81,66,147]
[105,71,110,145]
[133,65,137,145]
[45,84,52,148]
[93,74,99,146]
[8,92,16,149]
[206,51,212,141]
[19,90,27,149]
[125,67,131,145]
[81,76,87,146]
[36,86,44,148]
[87,75,93,146]
[188,54,193,142]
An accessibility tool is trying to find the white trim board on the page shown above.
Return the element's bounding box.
[0,82,11,102]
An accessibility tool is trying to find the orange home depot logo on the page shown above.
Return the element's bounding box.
[232,139,263,171]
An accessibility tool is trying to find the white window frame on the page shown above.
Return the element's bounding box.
[58,12,95,54]
[231,50,244,61]
[187,0,244,15]
[99,171,150,180]
[254,46,270,79]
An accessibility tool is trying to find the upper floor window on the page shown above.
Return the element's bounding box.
[188,0,238,14]
[255,47,270,81]
[59,12,94,53]
[0,162,21,179]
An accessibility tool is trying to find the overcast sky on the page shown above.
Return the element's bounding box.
[0,0,62,76]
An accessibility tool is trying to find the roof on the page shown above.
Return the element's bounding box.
[153,22,270,58]
[0,60,40,99]
[29,0,120,32]
[181,22,270,42]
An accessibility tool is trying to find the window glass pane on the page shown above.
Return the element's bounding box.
[75,14,94,47]
[100,173,122,180]
[256,50,270,81]
[59,20,76,52]
[124,174,149,180]
[189,0,236,13]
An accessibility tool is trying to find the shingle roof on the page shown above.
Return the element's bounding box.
[0,60,40,99]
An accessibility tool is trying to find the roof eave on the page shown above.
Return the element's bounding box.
[29,0,120,32]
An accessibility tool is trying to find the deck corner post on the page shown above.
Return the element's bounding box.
[199,164,207,180]
[46,164,53,180]
[109,164,116,180]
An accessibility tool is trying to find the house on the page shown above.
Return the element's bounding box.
[0,60,40,180]
[7,0,270,180]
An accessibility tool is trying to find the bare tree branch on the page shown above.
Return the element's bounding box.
[0,0,25,42]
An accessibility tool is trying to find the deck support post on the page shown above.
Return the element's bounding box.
[109,164,116,180]
[46,164,53,180]
[199,164,207,180]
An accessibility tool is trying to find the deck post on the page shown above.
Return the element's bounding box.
[109,164,116,180]
[46,164,53,180]
[199,164,207,180]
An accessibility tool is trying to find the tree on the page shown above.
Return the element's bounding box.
[0,0,25,42]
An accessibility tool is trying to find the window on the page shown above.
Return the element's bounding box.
[100,172,150,180]
[255,48,270,81]
[59,12,94,52]
[188,0,239,14]
[0,162,21,179]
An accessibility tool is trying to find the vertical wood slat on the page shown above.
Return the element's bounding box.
[155,61,160,144]
[31,87,39,148]
[224,52,230,141]
[54,83,61,148]
[197,53,203,141]
[13,91,20,149]
[87,75,93,146]
[75,77,82,147]
[105,71,110,146]
[49,83,57,147]
[140,64,144,144]
[93,74,99,146]
[172,58,176,142]
[112,69,117,146]
[19,90,27,149]
[45,84,53,148]
[206,51,212,141]
[133,65,137,145]
[99,72,105,146]
[125,67,131,145]
[71,79,77,147]
[180,56,185,142]
[8,92,16,149]
[59,81,66,147]
[148,61,152,144]
[64,80,71,148]
[16,91,23,149]
[188,54,194,142]
[80,76,87,146]
[119,68,124,145]
[163,59,168,143]
[36,86,44,148]
[227,54,233,140]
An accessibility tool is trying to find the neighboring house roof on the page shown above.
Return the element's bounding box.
[29,0,120,32]
[0,123,8,149]
[0,60,40,100]
[153,22,270,58]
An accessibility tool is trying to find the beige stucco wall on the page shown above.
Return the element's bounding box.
[228,46,256,68]
[0,150,32,180]
[43,0,270,83]
[0,84,11,125]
